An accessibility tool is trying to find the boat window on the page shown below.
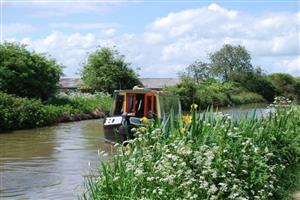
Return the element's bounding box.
[144,94,157,118]
[135,94,144,117]
[147,96,152,114]
[127,94,135,113]
[114,94,124,115]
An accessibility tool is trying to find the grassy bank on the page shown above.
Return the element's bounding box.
[0,92,112,131]
[82,104,300,200]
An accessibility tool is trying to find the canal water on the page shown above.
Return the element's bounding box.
[0,104,271,200]
[0,119,113,200]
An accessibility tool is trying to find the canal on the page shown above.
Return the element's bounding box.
[0,104,272,200]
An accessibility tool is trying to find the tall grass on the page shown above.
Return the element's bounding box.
[82,104,300,200]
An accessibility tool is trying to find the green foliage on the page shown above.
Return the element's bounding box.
[0,92,112,131]
[0,92,60,131]
[179,61,211,84]
[209,44,253,82]
[82,106,300,200]
[169,80,265,110]
[268,73,300,101]
[168,77,197,110]
[175,45,296,107]
[47,92,112,115]
[230,92,265,105]
[0,42,63,100]
[81,47,141,94]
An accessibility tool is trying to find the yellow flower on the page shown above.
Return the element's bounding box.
[139,127,147,134]
[140,117,148,124]
[180,127,186,134]
[191,103,198,110]
[182,115,192,125]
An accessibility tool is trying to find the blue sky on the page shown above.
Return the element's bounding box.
[2,0,300,78]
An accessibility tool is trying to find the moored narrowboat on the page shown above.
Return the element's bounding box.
[103,87,181,143]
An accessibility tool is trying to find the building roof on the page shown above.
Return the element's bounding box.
[59,78,180,90]
[59,78,81,89]
[140,78,180,89]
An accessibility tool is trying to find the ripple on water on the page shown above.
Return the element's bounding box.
[0,119,108,199]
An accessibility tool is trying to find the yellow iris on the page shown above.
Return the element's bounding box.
[180,127,186,134]
[140,117,148,124]
[182,115,192,125]
[191,103,198,110]
[139,127,147,134]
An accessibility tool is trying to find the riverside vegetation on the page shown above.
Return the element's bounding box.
[0,92,112,131]
[167,45,300,110]
[82,99,300,200]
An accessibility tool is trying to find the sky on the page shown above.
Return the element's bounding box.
[2,0,300,78]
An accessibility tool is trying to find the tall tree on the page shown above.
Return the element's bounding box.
[180,61,211,84]
[0,42,62,100]
[209,44,253,82]
[81,47,141,94]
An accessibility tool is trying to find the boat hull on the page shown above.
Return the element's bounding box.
[104,124,134,144]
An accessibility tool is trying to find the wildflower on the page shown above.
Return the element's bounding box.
[139,127,147,134]
[140,117,148,124]
[182,115,192,125]
[191,103,198,110]
[180,127,186,134]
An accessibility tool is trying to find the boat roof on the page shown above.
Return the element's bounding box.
[115,88,160,94]
[114,87,180,96]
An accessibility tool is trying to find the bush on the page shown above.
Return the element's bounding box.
[230,92,265,105]
[0,42,62,100]
[0,92,112,131]
[47,92,112,114]
[82,106,300,200]
[171,80,265,110]
[0,92,59,131]
[268,73,300,102]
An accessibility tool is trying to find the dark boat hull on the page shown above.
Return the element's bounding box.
[104,124,134,144]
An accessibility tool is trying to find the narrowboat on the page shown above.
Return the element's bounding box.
[103,87,181,143]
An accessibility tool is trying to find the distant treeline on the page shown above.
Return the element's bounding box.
[166,44,300,110]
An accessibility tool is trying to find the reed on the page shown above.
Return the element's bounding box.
[82,102,300,200]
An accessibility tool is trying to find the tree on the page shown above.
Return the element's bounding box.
[209,44,253,82]
[172,76,197,110]
[0,42,63,100]
[179,61,211,84]
[268,73,300,101]
[81,47,141,94]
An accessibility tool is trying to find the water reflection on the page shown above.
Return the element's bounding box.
[217,103,273,119]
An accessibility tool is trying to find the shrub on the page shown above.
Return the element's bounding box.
[268,73,300,102]
[0,92,59,130]
[230,92,265,105]
[0,92,112,131]
[47,92,112,114]
[0,42,62,100]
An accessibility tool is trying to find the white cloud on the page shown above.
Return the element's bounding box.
[6,4,300,77]
[273,56,300,75]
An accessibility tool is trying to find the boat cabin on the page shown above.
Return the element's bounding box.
[104,88,181,143]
